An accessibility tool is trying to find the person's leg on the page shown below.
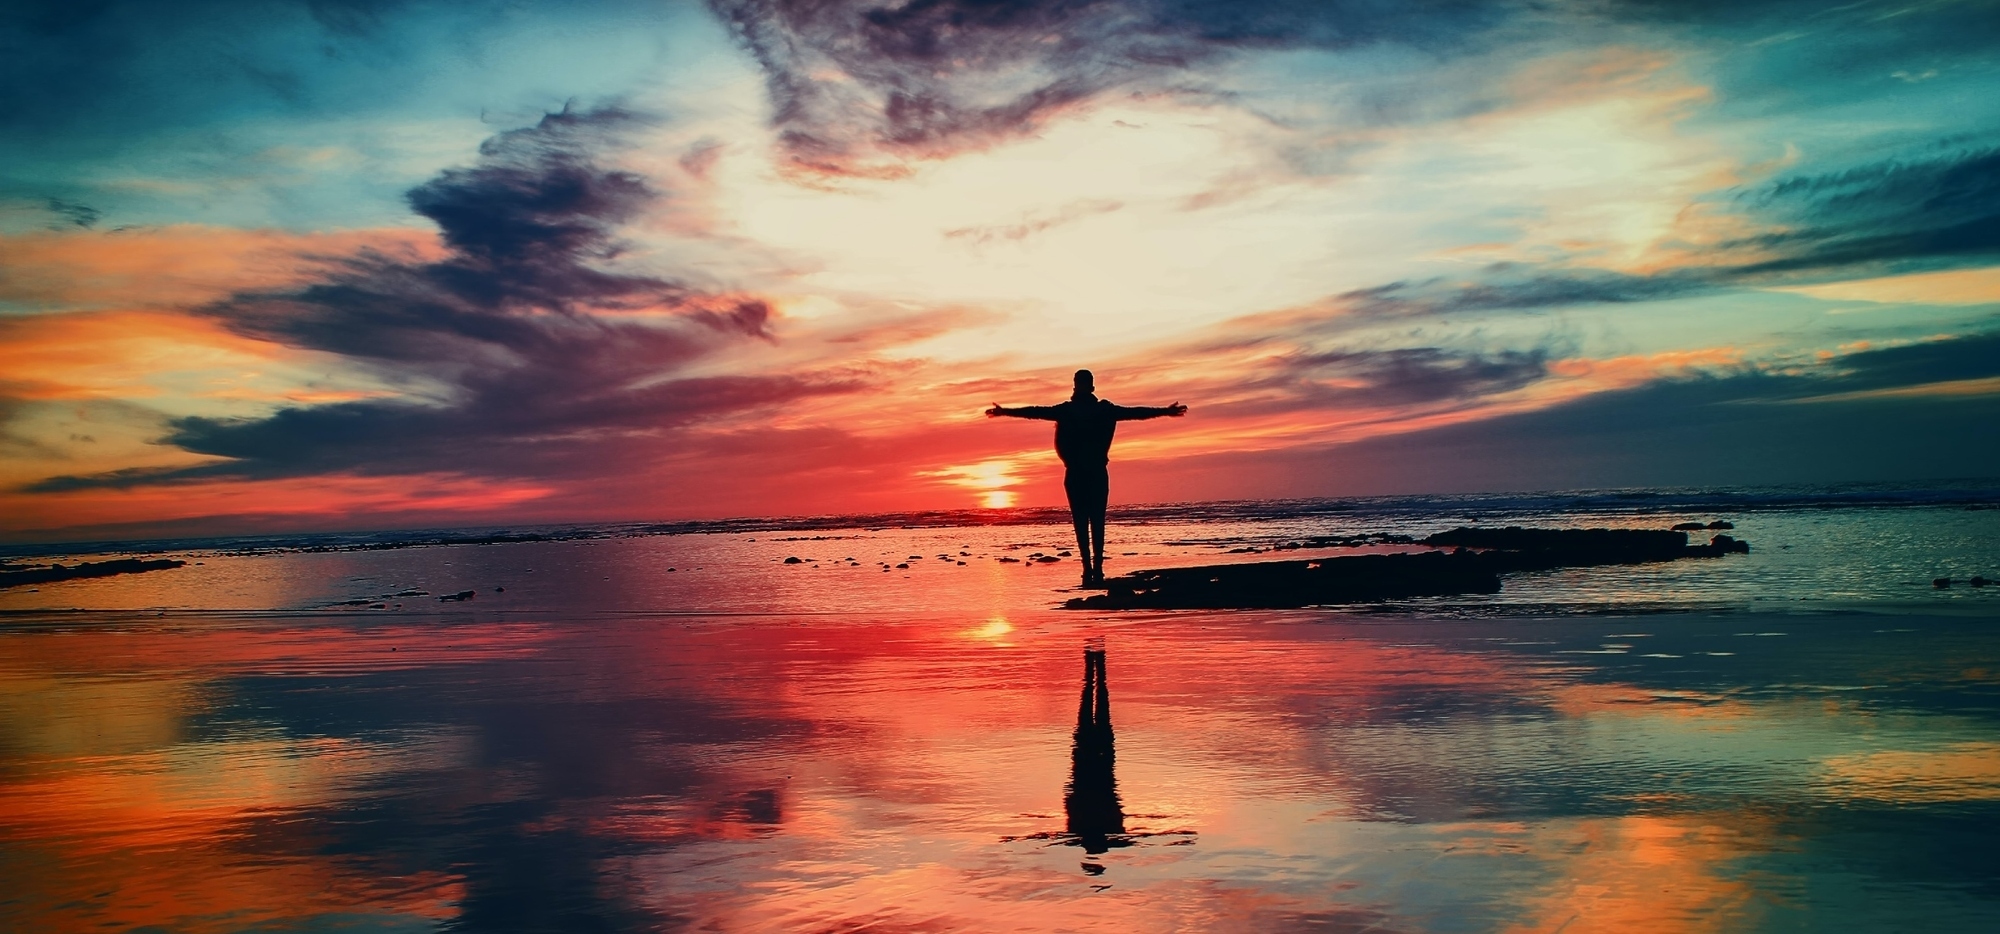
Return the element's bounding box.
[1085,466,1109,582]
[1089,489,1107,580]
[1064,471,1093,585]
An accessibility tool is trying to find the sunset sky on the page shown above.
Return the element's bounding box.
[3,0,1997,540]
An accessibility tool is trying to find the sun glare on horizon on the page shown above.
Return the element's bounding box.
[923,459,1028,510]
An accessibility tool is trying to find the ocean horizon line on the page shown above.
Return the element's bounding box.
[7,477,1997,561]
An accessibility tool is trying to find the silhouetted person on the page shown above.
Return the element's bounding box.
[987,370,1186,587]
[1066,645,1124,855]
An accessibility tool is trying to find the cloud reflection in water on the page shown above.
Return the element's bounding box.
[2,608,1999,931]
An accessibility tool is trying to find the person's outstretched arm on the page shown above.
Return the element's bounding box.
[1110,402,1188,421]
[986,403,1063,420]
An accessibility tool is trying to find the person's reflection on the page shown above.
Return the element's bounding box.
[1065,644,1126,855]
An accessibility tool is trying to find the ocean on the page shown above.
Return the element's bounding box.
[2,483,1998,931]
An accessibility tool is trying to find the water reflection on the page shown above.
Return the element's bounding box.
[1006,640,1196,871]
[1066,642,1125,858]
[5,610,2000,931]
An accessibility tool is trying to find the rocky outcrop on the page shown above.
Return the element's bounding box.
[1066,526,1749,610]
[0,558,186,589]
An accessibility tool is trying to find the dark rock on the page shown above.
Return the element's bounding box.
[896,563,909,569]
[1705,535,1750,555]
[1036,555,1062,563]
[784,556,803,564]
[1707,521,1734,530]
[1935,577,1953,589]
[0,557,186,589]
[998,557,1021,563]
[439,590,476,601]
[1067,551,1501,610]
[1971,576,1990,587]
[1672,522,1707,531]
[1070,526,1752,611]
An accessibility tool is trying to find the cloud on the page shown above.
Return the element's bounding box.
[942,198,1123,244]
[708,0,1510,177]
[1806,329,2000,393]
[0,224,443,314]
[1131,328,2000,499]
[1305,144,2000,324]
[1726,145,2000,279]
[1333,268,1715,318]
[42,198,99,228]
[27,107,866,495]
[1209,344,1553,415]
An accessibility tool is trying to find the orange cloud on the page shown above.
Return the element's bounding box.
[1776,266,2000,306]
[1544,347,1745,391]
[1783,375,2000,405]
[0,309,304,401]
[0,224,442,312]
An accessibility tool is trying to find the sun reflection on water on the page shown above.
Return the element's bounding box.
[961,617,1014,642]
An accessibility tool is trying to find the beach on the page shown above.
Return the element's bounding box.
[3,489,1999,931]
[11,0,2000,927]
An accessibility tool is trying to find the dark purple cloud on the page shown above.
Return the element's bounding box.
[708,0,1507,176]
[1196,345,1552,417]
[30,108,870,492]
[1144,329,2000,498]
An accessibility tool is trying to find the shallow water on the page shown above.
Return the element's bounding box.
[3,491,1999,931]
[4,497,1997,617]
[3,607,1998,932]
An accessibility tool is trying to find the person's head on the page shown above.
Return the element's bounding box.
[1073,369,1095,398]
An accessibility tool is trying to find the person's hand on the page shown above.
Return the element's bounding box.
[985,403,1005,417]
[1167,402,1187,416]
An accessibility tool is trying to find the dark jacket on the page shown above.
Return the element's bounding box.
[1005,397,1179,468]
